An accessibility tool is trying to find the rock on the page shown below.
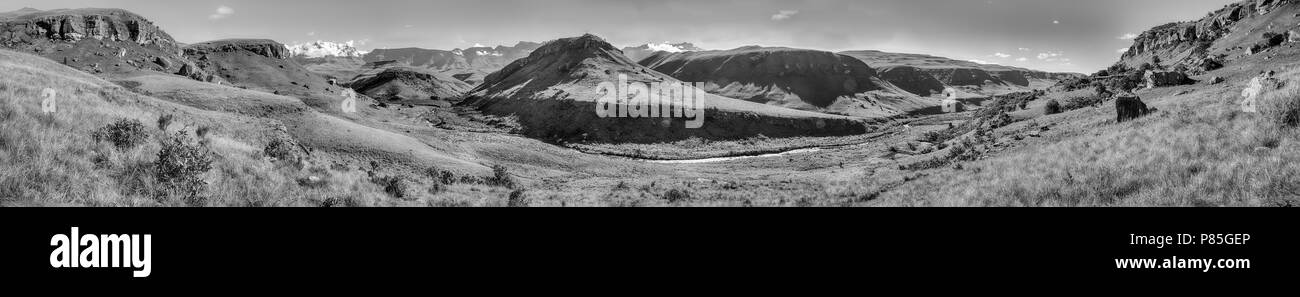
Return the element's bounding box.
[1144,70,1191,89]
[1290,30,1300,43]
[1115,94,1152,123]
[176,63,193,76]
[153,57,170,68]
[1209,76,1225,84]
[1197,57,1224,72]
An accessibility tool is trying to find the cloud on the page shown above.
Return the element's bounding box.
[993,52,1011,58]
[209,6,234,20]
[771,10,799,21]
[1117,48,1130,53]
[1018,47,1031,52]
[1052,20,1060,24]
[968,59,990,64]
[1016,57,1028,62]
[1118,33,1139,40]
[307,32,316,36]
[1037,51,1063,60]
[403,24,414,28]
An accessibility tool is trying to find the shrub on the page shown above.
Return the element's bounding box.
[425,166,456,185]
[485,164,516,188]
[1044,99,1062,115]
[1063,94,1107,110]
[1258,84,1300,128]
[507,189,529,207]
[92,118,149,149]
[154,132,214,204]
[663,188,691,203]
[157,114,174,130]
[372,175,411,199]
[263,137,302,162]
[427,182,444,195]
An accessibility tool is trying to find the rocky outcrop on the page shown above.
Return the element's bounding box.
[184,39,291,59]
[1120,0,1297,66]
[0,8,180,53]
[0,8,218,81]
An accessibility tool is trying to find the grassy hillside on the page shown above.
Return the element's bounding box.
[0,49,560,206]
[866,64,1300,207]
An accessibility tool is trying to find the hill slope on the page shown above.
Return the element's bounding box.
[839,50,1080,96]
[465,34,873,142]
[347,66,472,103]
[183,39,345,110]
[362,42,541,85]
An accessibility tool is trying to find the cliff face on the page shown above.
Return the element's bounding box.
[0,8,180,54]
[184,39,291,60]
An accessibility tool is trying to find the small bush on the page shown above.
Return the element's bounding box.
[427,182,444,195]
[663,188,691,203]
[507,189,529,207]
[157,114,174,130]
[485,164,516,188]
[1063,94,1107,110]
[1044,99,1062,115]
[1258,84,1300,128]
[372,175,411,199]
[154,132,214,204]
[92,119,149,149]
[425,166,456,185]
[263,137,302,162]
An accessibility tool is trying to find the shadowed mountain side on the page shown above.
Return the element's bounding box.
[638,46,885,110]
[838,50,1081,95]
[875,65,946,96]
[465,34,873,143]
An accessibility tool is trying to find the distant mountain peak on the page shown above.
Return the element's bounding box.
[287,40,369,58]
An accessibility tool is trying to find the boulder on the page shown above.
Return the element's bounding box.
[1209,76,1225,84]
[153,57,170,68]
[1144,70,1191,89]
[1115,94,1151,123]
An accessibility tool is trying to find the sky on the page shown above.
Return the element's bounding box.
[2,0,1242,73]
